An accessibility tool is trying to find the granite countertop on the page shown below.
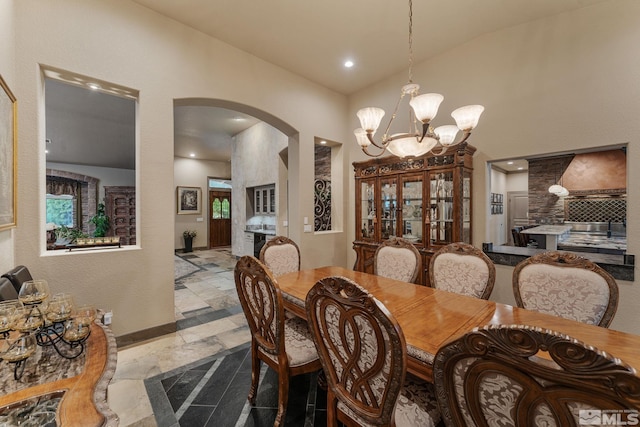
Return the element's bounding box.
[559,233,627,251]
[520,225,573,235]
[245,228,276,235]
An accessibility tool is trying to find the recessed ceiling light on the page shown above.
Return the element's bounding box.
[87,83,101,90]
[320,140,327,145]
[344,60,354,68]
[507,161,514,165]
[517,167,524,170]
[232,117,246,122]
[190,153,195,157]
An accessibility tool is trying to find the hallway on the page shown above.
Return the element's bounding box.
[108,249,327,426]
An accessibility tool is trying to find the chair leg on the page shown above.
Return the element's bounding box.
[248,342,260,405]
[326,389,339,427]
[274,369,289,427]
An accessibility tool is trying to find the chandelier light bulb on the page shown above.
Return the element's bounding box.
[357,107,385,133]
[451,105,485,131]
[434,125,460,146]
[354,128,371,147]
[409,93,444,122]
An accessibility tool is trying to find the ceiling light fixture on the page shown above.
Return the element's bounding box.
[354,0,484,158]
[189,153,195,157]
[344,60,354,68]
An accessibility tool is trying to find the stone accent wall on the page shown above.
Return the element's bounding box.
[527,156,573,224]
[46,169,99,235]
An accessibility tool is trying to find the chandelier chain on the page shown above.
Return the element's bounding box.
[408,0,413,83]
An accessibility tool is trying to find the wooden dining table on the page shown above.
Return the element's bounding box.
[278,266,640,383]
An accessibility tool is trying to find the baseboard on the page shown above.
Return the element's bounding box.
[115,321,177,349]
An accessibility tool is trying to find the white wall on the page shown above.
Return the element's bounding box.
[348,0,640,335]
[13,0,348,337]
[231,122,287,257]
[174,158,231,250]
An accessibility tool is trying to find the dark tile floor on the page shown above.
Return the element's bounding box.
[143,250,329,427]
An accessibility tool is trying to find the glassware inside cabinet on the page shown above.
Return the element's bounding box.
[380,180,397,240]
[401,179,422,244]
[360,181,376,239]
[429,171,454,244]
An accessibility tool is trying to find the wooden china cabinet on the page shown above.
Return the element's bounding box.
[353,143,475,286]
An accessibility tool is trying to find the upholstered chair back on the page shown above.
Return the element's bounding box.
[429,242,495,299]
[513,251,618,327]
[433,325,640,426]
[2,265,34,294]
[374,237,421,283]
[259,236,301,277]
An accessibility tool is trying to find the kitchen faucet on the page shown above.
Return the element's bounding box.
[607,219,612,238]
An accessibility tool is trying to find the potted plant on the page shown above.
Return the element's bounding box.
[183,230,197,253]
[89,203,110,237]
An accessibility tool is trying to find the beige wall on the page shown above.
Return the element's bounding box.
[0,1,16,271]
[12,0,348,337]
[174,158,231,250]
[348,0,640,334]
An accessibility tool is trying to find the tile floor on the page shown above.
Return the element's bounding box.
[108,249,328,427]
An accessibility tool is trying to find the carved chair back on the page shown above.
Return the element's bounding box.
[429,242,496,299]
[235,255,285,358]
[259,235,301,277]
[513,251,618,327]
[433,325,640,426]
[374,237,421,283]
[306,276,407,426]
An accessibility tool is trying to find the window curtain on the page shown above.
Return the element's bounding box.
[46,177,79,196]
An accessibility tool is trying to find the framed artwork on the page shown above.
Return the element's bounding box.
[0,75,17,231]
[177,186,202,214]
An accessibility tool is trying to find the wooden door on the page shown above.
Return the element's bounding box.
[508,191,529,244]
[104,186,136,245]
[209,190,231,248]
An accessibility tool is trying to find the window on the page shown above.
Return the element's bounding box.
[212,197,230,219]
[46,194,76,228]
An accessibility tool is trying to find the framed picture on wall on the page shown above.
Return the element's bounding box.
[177,186,202,215]
[0,75,17,231]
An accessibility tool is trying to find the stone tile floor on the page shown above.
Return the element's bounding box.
[108,249,327,427]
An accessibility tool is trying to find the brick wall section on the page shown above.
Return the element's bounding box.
[46,169,99,235]
[527,156,573,224]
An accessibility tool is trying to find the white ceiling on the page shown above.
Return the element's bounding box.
[48,0,610,167]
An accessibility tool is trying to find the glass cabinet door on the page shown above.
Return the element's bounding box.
[379,178,397,240]
[462,170,471,243]
[429,171,454,245]
[400,174,423,245]
[359,179,376,241]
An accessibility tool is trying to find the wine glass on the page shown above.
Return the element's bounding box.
[46,293,75,323]
[18,279,50,305]
[74,304,97,327]
[12,305,44,332]
[1,333,37,363]
[63,318,90,342]
[0,300,21,334]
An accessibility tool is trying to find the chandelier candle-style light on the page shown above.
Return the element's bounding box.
[354,0,484,158]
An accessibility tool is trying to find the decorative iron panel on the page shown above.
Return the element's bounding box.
[314,179,331,231]
[565,197,626,223]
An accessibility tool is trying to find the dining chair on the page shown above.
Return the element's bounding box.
[512,251,618,327]
[433,324,640,426]
[0,277,19,301]
[373,237,422,284]
[428,242,495,299]
[2,265,34,294]
[305,275,441,427]
[259,235,300,277]
[234,255,321,427]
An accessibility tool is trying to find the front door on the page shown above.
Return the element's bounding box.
[209,190,231,248]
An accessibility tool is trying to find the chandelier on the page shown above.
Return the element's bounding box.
[354,0,484,158]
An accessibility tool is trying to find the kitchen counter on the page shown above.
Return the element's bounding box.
[484,244,634,281]
[520,225,572,250]
[245,229,276,235]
